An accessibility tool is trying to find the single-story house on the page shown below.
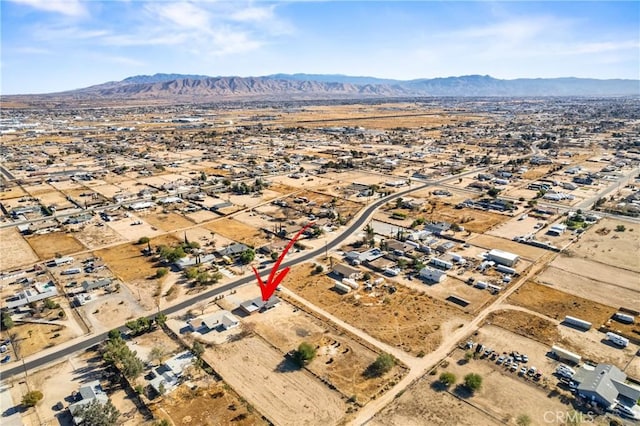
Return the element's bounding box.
[148,351,195,395]
[68,381,109,425]
[216,243,250,259]
[573,364,640,410]
[331,263,362,280]
[187,310,239,333]
[240,296,280,315]
[81,278,112,292]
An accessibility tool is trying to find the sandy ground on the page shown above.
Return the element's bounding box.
[536,267,639,311]
[203,218,269,248]
[569,218,640,272]
[372,346,572,426]
[284,263,468,356]
[203,336,346,426]
[419,201,511,234]
[0,186,27,200]
[141,211,195,232]
[105,216,165,242]
[550,255,638,292]
[79,291,147,333]
[242,300,404,404]
[25,232,86,260]
[0,227,39,270]
[72,221,125,249]
[508,281,616,327]
[94,234,179,282]
[487,215,548,240]
[184,209,219,223]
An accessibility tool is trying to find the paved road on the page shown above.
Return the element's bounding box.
[3,171,482,380]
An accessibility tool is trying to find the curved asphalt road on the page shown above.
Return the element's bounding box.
[1,170,484,380]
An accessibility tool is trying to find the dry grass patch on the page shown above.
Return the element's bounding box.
[284,264,467,356]
[485,310,561,345]
[203,218,268,247]
[420,201,508,233]
[95,234,179,282]
[26,232,85,260]
[143,211,195,232]
[0,227,39,269]
[8,322,78,358]
[508,281,616,327]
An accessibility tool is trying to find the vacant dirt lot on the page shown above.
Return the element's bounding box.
[95,234,179,282]
[7,319,80,359]
[204,336,346,426]
[508,281,616,327]
[420,201,509,233]
[485,309,561,346]
[285,264,468,356]
[245,301,404,404]
[72,221,125,249]
[142,211,195,232]
[0,227,39,270]
[537,266,639,311]
[203,218,269,248]
[370,375,502,426]
[26,232,85,260]
[570,219,639,271]
[551,255,638,292]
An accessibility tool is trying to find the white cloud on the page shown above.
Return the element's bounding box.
[8,0,87,17]
[145,1,211,29]
[231,6,275,23]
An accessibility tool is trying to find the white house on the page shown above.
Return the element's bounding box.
[148,351,195,395]
[419,267,447,283]
[187,310,239,334]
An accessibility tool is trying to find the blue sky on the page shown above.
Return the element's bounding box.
[2,1,639,94]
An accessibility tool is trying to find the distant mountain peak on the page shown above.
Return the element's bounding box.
[5,73,638,103]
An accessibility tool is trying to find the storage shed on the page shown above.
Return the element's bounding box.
[487,249,519,267]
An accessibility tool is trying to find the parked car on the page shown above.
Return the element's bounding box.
[519,366,527,375]
[1,355,11,363]
[497,356,505,365]
[521,354,528,363]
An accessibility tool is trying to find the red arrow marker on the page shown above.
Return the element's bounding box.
[252,222,315,302]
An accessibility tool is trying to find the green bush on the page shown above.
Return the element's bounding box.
[22,390,43,407]
[463,373,483,393]
[293,342,316,366]
[439,372,456,387]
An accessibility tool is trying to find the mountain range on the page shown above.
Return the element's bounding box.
[5,73,639,105]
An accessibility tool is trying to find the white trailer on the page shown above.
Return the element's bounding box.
[495,264,516,275]
[614,312,635,324]
[334,281,351,294]
[606,332,629,348]
[551,345,582,364]
[429,258,453,270]
[563,315,592,330]
[474,281,488,289]
[342,278,359,290]
[61,268,81,275]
